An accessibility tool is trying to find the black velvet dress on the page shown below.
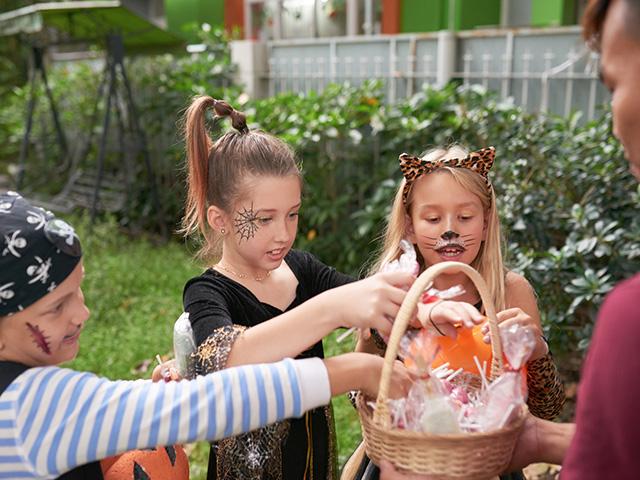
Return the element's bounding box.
[184,249,353,480]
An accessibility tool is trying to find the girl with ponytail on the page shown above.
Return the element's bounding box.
[181,96,414,480]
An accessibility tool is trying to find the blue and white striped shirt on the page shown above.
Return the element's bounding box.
[0,357,330,479]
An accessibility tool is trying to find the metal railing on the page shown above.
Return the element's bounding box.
[264,26,608,120]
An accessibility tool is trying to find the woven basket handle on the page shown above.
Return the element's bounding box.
[372,261,504,428]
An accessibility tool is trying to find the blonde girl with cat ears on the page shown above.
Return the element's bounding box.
[362,145,565,420]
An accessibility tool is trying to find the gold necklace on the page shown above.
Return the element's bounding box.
[216,262,271,282]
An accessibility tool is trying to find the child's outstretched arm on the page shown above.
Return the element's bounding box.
[1,353,406,479]
[354,299,484,359]
[198,270,414,369]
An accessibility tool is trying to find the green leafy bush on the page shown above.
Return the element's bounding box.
[250,83,639,352]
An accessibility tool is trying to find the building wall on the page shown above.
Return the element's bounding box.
[400,0,501,33]
[453,0,501,30]
[400,0,446,33]
[165,0,224,41]
[531,0,577,26]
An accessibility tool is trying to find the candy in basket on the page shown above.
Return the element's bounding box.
[384,321,535,435]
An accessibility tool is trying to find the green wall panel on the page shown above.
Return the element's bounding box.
[400,0,500,33]
[165,0,224,41]
[531,0,576,26]
[453,0,500,30]
[401,0,446,33]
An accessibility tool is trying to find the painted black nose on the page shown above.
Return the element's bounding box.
[441,230,459,240]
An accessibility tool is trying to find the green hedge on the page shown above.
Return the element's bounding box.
[247,82,639,352]
[2,30,638,354]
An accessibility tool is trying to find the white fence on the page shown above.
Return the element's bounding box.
[261,26,608,120]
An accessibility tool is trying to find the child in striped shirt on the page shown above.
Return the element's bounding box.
[0,192,411,479]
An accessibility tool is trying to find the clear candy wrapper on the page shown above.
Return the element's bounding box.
[500,322,537,369]
[398,283,466,376]
[399,328,439,378]
[337,239,419,343]
[173,312,197,379]
[469,372,525,432]
[381,239,420,276]
[421,284,466,304]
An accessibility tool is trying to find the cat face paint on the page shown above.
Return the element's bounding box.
[425,230,477,257]
[407,173,486,268]
[233,204,260,242]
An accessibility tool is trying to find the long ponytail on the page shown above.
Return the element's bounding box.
[182,96,215,239]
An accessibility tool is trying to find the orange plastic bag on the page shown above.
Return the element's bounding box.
[432,324,493,377]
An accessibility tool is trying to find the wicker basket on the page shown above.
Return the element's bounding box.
[357,261,527,479]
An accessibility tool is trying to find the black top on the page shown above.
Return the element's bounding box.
[0,361,104,480]
[0,361,28,393]
[184,249,354,347]
[183,249,354,480]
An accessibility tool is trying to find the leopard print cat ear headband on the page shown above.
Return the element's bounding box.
[398,146,496,204]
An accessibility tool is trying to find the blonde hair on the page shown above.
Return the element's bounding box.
[181,96,301,262]
[371,146,506,311]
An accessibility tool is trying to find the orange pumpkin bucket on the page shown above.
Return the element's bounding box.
[102,445,189,480]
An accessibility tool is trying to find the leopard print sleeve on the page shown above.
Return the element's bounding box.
[525,351,565,420]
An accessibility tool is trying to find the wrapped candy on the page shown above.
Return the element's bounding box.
[397,329,461,434]
[399,328,439,378]
[381,239,420,276]
[500,322,537,370]
[337,240,419,343]
[463,323,536,432]
[385,322,534,434]
[420,394,461,434]
[173,312,196,379]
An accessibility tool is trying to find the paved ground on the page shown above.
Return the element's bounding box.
[524,463,561,479]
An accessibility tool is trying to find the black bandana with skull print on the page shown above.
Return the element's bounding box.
[0,192,82,316]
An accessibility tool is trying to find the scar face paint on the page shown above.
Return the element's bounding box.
[424,231,477,257]
[233,204,260,242]
[26,321,52,355]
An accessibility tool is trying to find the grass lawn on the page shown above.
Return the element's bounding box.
[65,217,362,479]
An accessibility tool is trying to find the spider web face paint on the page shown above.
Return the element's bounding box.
[26,322,52,355]
[233,204,260,242]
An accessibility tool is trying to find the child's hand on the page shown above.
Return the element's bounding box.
[151,359,182,383]
[480,307,548,360]
[330,271,415,337]
[417,300,484,338]
[361,355,413,400]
